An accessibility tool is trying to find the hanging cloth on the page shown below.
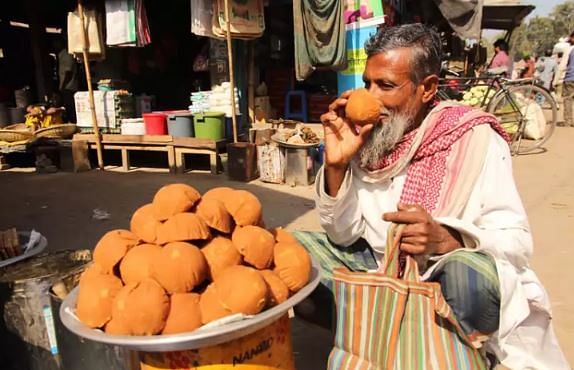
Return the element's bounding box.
[67,9,105,60]
[293,0,346,81]
[105,0,151,47]
[191,0,217,38]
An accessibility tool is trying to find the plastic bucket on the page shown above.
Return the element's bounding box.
[0,249,92,370]
[167,113,194,137]
[193,112,225,140]
[121,118,146,135]
[143,113,167,135]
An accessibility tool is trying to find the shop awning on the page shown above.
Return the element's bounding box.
[432,0,535,39]
[481,0,535,30]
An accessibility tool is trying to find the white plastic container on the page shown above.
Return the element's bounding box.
[120,118,146,135]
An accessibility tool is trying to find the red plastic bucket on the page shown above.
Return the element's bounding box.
[143,113,167,135]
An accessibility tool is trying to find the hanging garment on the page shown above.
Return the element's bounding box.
[293,0,346,81]
[67,9,105,59]
[105,0,151,47]
[191,0,217,38]
[211,0,265,40]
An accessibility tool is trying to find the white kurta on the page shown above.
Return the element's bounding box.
[315,130,569,369]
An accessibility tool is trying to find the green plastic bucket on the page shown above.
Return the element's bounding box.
[193,111,225,140]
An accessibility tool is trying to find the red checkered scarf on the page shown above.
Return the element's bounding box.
[366,104,509,214]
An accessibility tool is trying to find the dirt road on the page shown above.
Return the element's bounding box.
[0,127,572,367]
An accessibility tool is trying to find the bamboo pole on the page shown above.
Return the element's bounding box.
[248,42,255,125]
[223,0,238,143]
[78,0,104,170]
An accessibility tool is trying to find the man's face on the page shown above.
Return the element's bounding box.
[358,48,433,169]
[494,46,501,53]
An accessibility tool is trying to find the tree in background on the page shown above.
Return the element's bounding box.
[506,0,574,58]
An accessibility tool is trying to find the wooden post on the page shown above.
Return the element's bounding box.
[78,0,104,170]
[223,0,238,143]
[248,42,256,125]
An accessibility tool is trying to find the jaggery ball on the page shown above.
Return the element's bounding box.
[202,187,234,204]
[260,270,290,306]
[114,279,170,336]
[215,266,268,315]
[232,226,274,269]
[196,198,233,234]
[156,213,211,245]
[152,242,208,294]
[93,230,140,274]
[162,293,203,334]
[76,273,123,328]
[345,88,382,126]
[130,204,162,243]
[119,244,163,285]
[272,227,298,244]
[223,190,262,227]
[104,318,130,336]
[201,237,242,280]
[274,242,312,292]
[199,284,232,324]
[152,183,201,221]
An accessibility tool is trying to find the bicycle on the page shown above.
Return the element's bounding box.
[437,75,558,155]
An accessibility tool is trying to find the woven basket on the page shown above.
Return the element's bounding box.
[0,123,34,143]
[35,124,78,139]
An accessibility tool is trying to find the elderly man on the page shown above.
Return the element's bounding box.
[294,24,568,369]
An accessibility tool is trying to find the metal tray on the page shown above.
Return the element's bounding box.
[0,231,48,269]
[60,262,321,352]
[271,133,320,149]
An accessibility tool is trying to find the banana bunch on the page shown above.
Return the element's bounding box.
[460,86,496,107]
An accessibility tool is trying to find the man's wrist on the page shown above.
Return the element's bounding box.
[434,224,464,255]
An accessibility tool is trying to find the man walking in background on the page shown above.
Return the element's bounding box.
[535,49,557,91]
[556,31,574,127]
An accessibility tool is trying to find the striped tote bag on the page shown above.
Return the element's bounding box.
[327,224,487,370]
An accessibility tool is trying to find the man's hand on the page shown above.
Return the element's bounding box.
[383,204,463,255]
[320,90,375,197]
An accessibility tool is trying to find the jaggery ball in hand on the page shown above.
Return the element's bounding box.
[344,88,381,126]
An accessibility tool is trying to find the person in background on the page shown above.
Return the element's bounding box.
[535,49,557,90]
[488,39,512,76]
[559,31,574,127]
[54,37,78,123]
[520,54,536,78]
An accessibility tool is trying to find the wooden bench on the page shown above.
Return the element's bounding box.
[73,134,227,174]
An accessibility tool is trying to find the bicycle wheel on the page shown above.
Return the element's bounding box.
[487,84,557,154]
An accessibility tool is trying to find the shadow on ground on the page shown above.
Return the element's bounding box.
[0,170,318,252]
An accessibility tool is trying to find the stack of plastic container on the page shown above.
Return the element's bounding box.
[189,91,212,114]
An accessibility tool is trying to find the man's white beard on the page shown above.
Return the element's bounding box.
[359,111,413,170]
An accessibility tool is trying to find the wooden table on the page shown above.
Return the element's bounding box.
[72,134,227,174]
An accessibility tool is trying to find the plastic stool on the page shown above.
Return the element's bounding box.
[284,90,308,122]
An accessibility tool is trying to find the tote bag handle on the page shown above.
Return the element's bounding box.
[380,223,420,281]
